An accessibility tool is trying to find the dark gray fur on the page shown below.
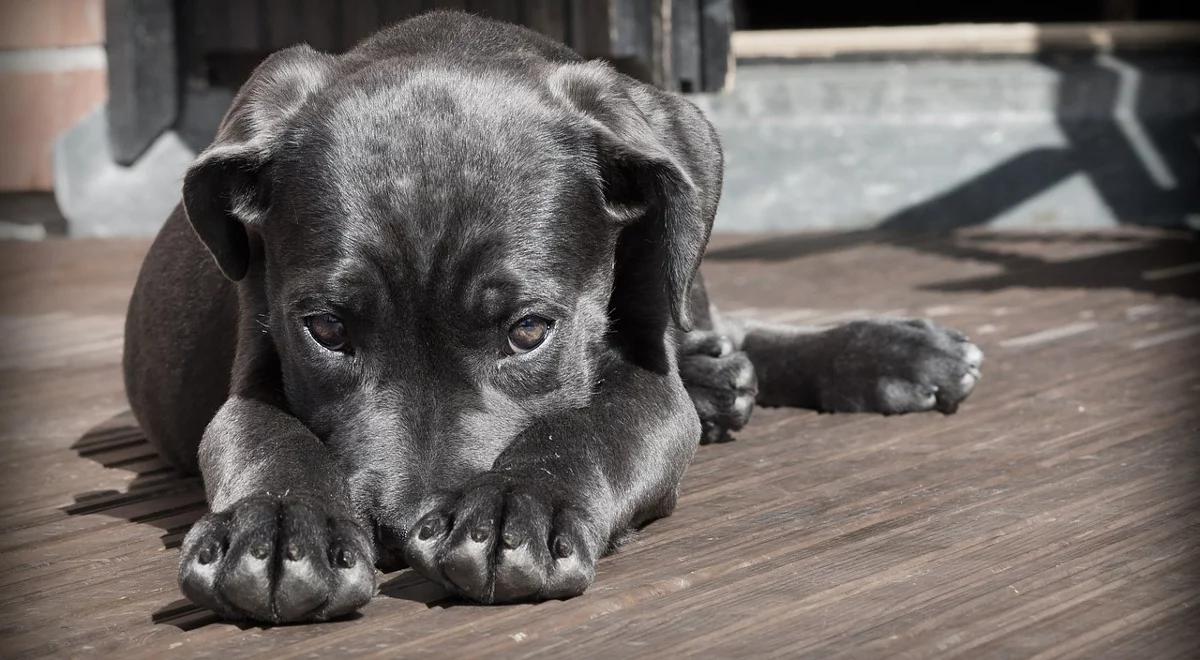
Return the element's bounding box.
[123,11,982,624]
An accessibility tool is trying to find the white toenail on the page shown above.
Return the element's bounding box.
[962,343,984,366]
[734,365,754,389]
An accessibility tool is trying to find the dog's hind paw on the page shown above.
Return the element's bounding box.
[679,331,757,443]
[178,493,376,623]
[816,318,983,415]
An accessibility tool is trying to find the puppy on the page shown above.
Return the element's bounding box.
[123,11,982,623]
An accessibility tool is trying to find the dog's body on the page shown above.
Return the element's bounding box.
[124,11,982,623]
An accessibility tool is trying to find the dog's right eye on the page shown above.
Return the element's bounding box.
[507,315,552,354]
[305,313,350,352]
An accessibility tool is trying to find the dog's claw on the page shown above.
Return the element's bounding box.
[334,546,356,568]
[502,530,522,549]
[470,524,492,543]
[553,537,574,559]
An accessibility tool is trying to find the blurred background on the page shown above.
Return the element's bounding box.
[0,0,1197,238]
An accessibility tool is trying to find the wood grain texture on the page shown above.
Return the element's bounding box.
[0,230,1196,657]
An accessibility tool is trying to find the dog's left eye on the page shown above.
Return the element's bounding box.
[305,313,350,352]
[507,315,553,354]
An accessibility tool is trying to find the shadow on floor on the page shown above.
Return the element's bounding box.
[63,412,212,629]
[378,571,459,608]
[150,571,454,631]
[62,411,206,551]
[150,596,367,631]
[915,233,1200,300]
[707,230,1200,302]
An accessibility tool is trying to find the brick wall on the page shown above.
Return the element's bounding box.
[0,0,108,191]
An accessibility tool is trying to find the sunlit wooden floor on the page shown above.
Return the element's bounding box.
[1,229,1197,658]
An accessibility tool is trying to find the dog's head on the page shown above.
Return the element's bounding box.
[182,45,720,556]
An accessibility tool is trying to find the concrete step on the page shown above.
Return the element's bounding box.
[693,52,1200,231]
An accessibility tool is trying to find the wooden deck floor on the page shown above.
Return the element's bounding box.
[0,230,1197,658]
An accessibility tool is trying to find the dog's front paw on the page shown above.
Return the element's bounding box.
[404,474,600,603]
[679,331,758,443]
[179,493,376,623]
[819,319,983,415]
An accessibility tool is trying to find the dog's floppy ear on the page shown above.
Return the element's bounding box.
[183,45,336,281]
[548,62,722,332]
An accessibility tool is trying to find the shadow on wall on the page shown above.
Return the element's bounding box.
[878,52,1200,234]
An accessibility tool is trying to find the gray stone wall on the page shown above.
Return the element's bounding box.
[692,52,1200,232]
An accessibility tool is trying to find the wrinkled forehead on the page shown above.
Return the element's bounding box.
[267,64,609,296]
[330,68,579,212]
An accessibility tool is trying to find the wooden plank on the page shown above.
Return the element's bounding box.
[0,230,1197,656]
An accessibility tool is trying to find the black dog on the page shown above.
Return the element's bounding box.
[123,11,982,623]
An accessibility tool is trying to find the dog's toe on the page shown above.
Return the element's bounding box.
[680,342,758,443]
[492,543,546,602]
[877,379,938,415]
[441,535,494,601]
[272,505,337,620]
[962,341,984,370]
[222,549,274,620]
[680,331,734,358]
[960,370,978,392]
[324,531,376,618]
[274,555,328,621]
[933,341,984,413]
[179,515,232,616]
[540,511,596,599]
[492,492,551,601]
[212,498,279,620]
